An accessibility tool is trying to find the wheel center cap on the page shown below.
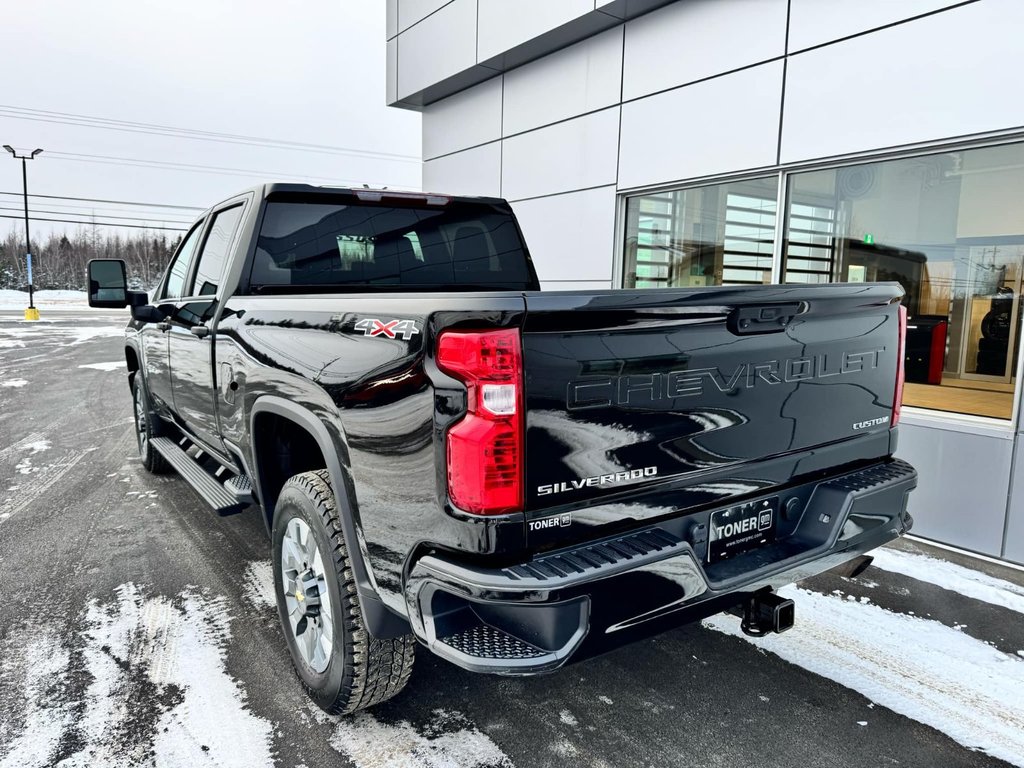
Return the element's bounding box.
[295,569,321,614]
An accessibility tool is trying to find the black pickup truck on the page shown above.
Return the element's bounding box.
[88,183,917,715]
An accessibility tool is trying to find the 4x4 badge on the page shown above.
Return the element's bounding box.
[354,318,420,341]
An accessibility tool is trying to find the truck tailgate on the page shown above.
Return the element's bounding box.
[521,283,902,523]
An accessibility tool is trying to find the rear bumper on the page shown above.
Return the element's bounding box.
[405,458,917,674]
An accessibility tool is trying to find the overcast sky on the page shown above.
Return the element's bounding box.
[0,0,421,238]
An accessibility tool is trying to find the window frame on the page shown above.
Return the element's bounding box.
[621,175,781,290]
[185,203,246,299]
[156,218,207,302]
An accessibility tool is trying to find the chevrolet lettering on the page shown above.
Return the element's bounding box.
[568,349,884,410]
[88,181,917,717]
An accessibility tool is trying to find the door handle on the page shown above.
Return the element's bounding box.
[157,322,171,332]
[190,325,210,339]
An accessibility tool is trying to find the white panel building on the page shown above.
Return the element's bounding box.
[386,0,1024,564]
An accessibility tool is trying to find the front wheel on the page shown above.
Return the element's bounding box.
[272,469,415,714]
[132,374,169,474]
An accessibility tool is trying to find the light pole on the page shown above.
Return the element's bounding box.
[3,145,43,321]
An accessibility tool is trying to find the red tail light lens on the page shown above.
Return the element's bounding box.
[437,329,524,515]
[893,304,907,426]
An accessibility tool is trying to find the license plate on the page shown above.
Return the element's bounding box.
[708,497,777,563]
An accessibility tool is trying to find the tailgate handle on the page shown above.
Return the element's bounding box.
[728,303,802,335]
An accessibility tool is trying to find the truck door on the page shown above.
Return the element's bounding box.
[166,202,245,453]
[143,220,204,415]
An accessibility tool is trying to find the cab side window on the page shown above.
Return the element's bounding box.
[161,222,204,300]
[188,205,244,297]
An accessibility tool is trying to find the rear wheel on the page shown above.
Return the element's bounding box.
[132,375,169,474]
[272,469,415,714]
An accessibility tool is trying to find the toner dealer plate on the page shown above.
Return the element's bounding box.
[708,497,777,564]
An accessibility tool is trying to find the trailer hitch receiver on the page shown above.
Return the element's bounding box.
[737,590,795,637]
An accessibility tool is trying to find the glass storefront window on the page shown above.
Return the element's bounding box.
[783,143,1024,420]
[624,176,778,289]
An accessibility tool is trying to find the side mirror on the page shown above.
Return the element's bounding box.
[87,259,129,308]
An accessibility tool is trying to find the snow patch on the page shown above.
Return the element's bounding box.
[67,326,125,346]
[0,583,275,768]
[78,361,127,371]
[0,628,74,768]
[550,738,578,758]
[0,340,25,349]
[703,586,1024,767]
[328,708,513,768]
[24,440,50,455]
[242,561,277,611]
[558,709,578,727]
[871,547,1024,615]
[0,379,27,387]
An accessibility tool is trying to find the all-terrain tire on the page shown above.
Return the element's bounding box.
[272,469,416,715]
[132,374,170,474]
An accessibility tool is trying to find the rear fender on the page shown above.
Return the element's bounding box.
[249,396,410,638]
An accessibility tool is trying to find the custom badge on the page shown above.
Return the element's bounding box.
[353,318,420,341]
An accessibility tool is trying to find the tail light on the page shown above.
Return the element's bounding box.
[436,329,524,515]
[892,304,907,426]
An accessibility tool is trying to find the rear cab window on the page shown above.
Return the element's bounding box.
[247,193,536,293]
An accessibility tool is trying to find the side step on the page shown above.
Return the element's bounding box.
[151,437,251,515]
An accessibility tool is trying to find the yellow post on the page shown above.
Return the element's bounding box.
[24,306,40,321]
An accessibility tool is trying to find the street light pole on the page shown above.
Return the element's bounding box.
[3,145,43,321]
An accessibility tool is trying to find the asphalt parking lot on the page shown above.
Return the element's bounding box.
[1,309,1023,768]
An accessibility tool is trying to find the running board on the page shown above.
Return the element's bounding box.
[151,436,251,515]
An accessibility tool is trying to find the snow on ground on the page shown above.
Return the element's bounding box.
[703,585,1024,767]
[871,547,1024,615]
[78,361,127,372]
[0,289,90,310]
[242,561,277,611]
[203,561,515,768]
[0,323,125,349]
[67,326,126,345]
[0,379,27,387]
[327,709,514,768]
[0,583,275,768]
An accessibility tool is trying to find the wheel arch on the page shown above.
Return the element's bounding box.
[249,396,409,638]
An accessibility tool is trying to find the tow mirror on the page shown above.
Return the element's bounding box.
[87,259,129,308]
